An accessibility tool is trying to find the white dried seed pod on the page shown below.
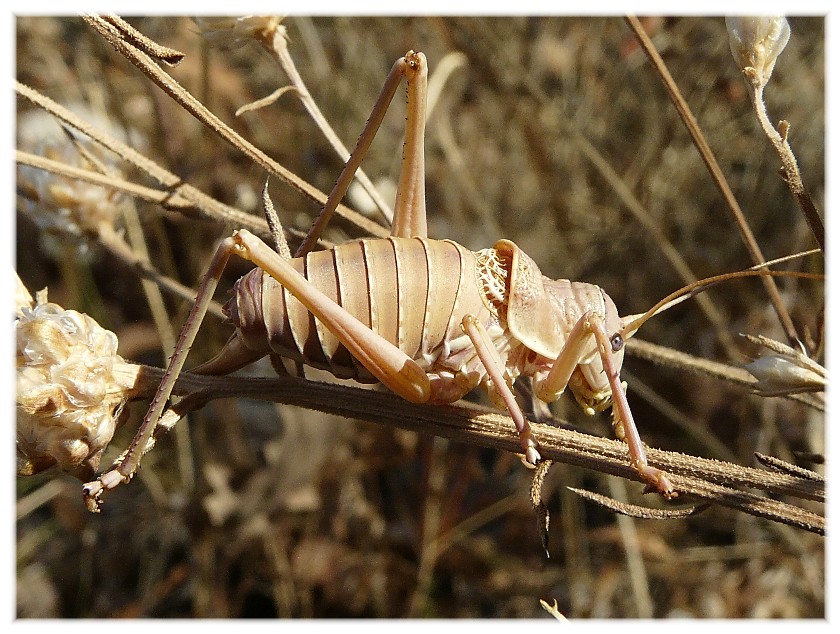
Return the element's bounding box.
[744,354,826,394]
[16,295,138,478]
[726,16,791,89]
[195,15,283,49]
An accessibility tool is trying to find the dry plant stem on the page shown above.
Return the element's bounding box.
[751,85,824,251]
[625,337,824,412]
[127,369,824,534]
[754,453,824,483]
[261,25,394,225]
[16,150,317,247]
[81,15,386,241]
[627,338,756,388]
[14,84,277,240]
[624,15,800,347]
[235,86,297,116]
[574,133,737,359]
[99,14,185,65]
[568,487,710,520]
[261,179,292,259]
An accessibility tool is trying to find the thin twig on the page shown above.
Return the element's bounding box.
[569,487,710,520]
[15,149,318,246]
[624,15,800,347]
[81,14,387,242]
[754,453,824,483]
[99,14,185,65]
[235,86,297,117]
[15,83,275,239]
[626,337,824,412]
[259,23,394,226]
[750,85,824,251]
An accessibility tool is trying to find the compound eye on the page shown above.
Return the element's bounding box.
[609,333,624,352]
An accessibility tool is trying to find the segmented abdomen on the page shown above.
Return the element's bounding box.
[230,237,494,383]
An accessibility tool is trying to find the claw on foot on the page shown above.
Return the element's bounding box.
[520,434,541,466]
[638,464,677,499]
[82,469,131,512]
[82,480,104,513]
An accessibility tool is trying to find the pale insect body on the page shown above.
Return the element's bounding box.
[83,50,675,511]
[199,236,623,416]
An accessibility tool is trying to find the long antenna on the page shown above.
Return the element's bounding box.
[620,249,822,339]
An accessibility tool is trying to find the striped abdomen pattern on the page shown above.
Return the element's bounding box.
[230,237,497,383]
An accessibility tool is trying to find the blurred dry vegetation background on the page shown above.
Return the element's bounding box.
[16,16,824,618]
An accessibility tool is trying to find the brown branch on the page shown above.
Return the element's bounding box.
[118,366,824,535]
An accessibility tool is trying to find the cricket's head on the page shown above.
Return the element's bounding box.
[492,239,627,414]
[563,288,626,416]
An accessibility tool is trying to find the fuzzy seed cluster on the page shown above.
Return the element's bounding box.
[16,297,133,477]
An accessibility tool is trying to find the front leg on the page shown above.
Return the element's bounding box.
[534,311,676,498]
[461,314,541,465]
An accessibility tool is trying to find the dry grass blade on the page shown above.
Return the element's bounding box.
[82,14,386,241]
[624,15,800,346]
[568,487,710,520]
[754,453,825,483]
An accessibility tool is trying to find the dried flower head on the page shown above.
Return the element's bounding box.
[744,355,825,396]
[17,108,129,253]
[742,333,826,397]
[195,15,283,49]
[726,16,791,90]
[16,290,139,479]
